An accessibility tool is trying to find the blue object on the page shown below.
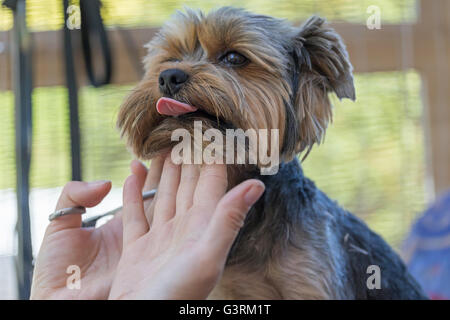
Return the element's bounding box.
[403,191,450,299]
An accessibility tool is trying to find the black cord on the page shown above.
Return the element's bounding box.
[79,0,112,87]
[63,0,82,181]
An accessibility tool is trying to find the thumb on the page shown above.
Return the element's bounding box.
[47,180,111,233]
[203,179,265,261]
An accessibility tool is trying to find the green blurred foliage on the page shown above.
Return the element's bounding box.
[0,86,134,190]
[0,0,416,31]
[302,71,425,245]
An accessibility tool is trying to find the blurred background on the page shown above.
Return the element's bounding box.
[0,0,449,299]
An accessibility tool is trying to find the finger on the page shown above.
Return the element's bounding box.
[130,160,148,188]
[176,164,200,214]
[203,179,265,262]
[47,180,111,233]
[193,164,228,214]
[144,155,165,192]
[143,155,165,225]
[152,155,181,226]
[122,174,148,246]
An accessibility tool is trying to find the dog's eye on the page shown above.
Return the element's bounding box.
[163,58,181,63]
[221,52,247,66]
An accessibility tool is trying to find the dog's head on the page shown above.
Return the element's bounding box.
[117,7,355,166]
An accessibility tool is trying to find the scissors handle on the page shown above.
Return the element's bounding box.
[81,189,157,228]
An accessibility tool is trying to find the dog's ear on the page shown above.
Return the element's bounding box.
[290,16,355,155]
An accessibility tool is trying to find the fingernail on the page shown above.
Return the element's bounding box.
[88,180,110,186]
[244,182,265,206]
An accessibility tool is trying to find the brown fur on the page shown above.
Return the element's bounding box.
[210,243,337,300]
[117,7,356,299]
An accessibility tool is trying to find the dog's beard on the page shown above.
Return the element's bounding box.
[141,112,260,187]
[141,113,230,159]
[118,77,278,161]
[125,87,237,160]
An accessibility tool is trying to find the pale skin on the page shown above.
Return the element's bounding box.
[31,154,265,300]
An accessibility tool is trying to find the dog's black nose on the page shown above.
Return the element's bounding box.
[158,69,189,96]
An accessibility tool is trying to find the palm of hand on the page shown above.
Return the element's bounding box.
[110,212,216,300]
[31,216,122,299]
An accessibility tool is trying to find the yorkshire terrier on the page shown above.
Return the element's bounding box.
[117,7,427,299]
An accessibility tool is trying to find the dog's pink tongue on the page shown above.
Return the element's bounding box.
[156,97,197,116]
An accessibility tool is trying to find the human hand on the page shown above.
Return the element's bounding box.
[109,155,265,300]
[30,161,152,300]
[30,180,121,299]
